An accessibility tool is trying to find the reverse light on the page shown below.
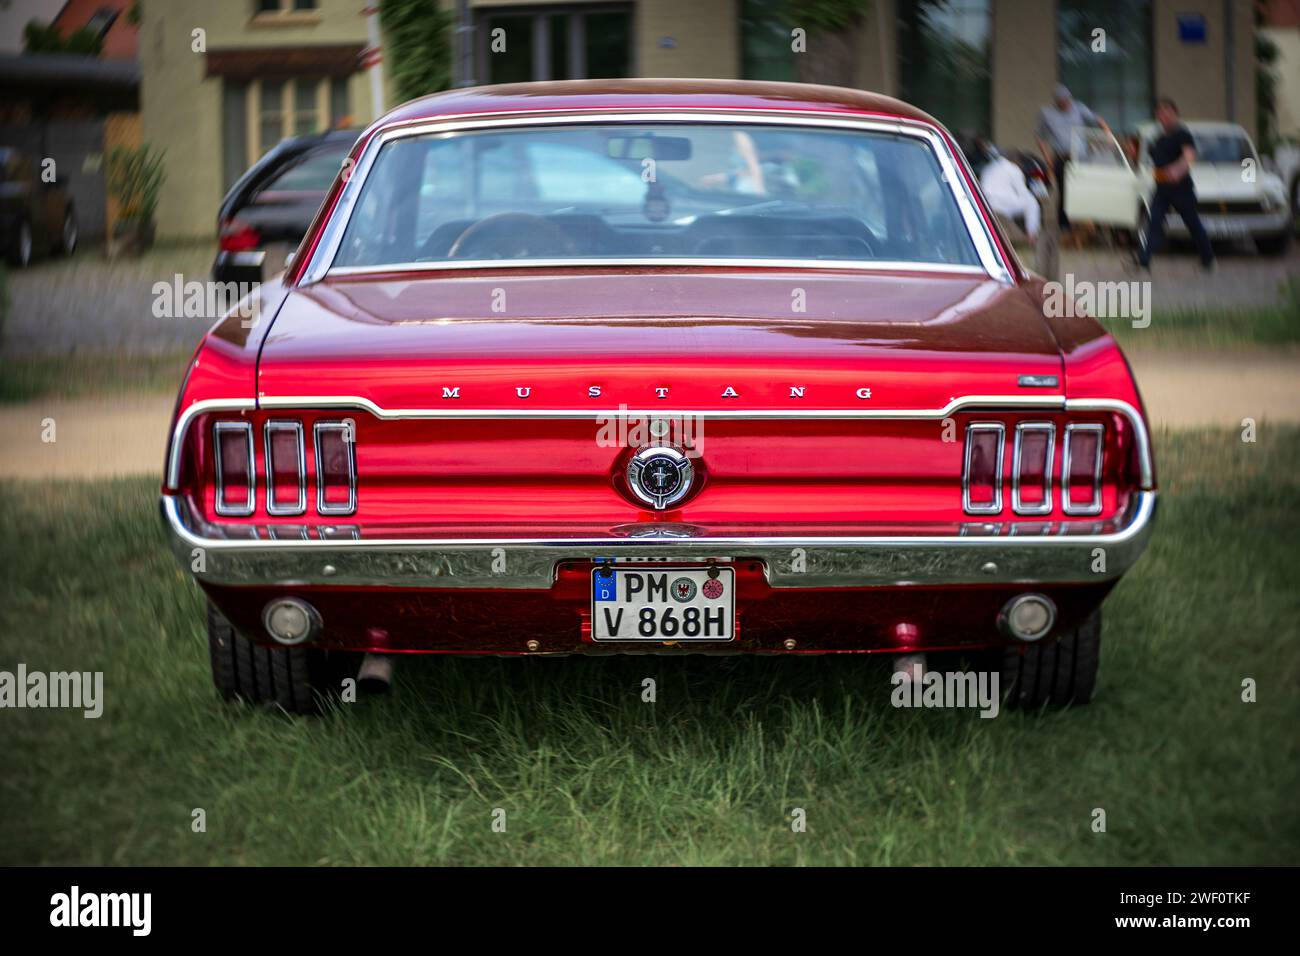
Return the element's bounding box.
[213,421,254,516]
[962,423,1004,515]
[1062,423,1104,515]
[263,597,320,645]
[998,593,1057,642]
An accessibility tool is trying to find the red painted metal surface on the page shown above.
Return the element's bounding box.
[165,81,1154,655]
[203,570,1115,656]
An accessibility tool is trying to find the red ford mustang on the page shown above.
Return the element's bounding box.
[163,80,1156,713]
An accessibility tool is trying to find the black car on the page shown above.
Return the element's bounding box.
[213,129,358,284]
[0,147,77,267]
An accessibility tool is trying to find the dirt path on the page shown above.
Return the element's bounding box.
[0,354,1296,479]
[0,395,174,480]
[1126,350,1300,430]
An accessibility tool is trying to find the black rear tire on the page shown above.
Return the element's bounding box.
[207,602,353,715]
[999,608,1101,708]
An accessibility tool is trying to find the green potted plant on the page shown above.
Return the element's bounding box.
[106,144,165,257]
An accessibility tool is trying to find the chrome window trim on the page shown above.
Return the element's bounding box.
[166,396,1155,496]
[313,420,357,516]
[1062,423,1104,516]
[327,259,992,278]
[962,422,1005,515]
[1011,422,1056,516]
[212,421,255,517]
[264,420,307,516]
[299,109,1012,285]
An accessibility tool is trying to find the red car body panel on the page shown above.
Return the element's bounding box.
[164,80,1155,659]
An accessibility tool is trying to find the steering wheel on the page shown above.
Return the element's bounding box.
[447,213,576,260]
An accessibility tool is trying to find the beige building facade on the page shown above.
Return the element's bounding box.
[141,0,1261,240]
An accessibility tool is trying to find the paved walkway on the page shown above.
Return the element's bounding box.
[2,243,217,356]
[1,352,1295,479]
[1054,245,1299,310]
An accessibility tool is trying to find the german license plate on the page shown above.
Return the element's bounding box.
[590,565,735,642]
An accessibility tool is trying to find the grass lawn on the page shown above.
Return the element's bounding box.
[0,429,1297,865]
[0,351,192,404]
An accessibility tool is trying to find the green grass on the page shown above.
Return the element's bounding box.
[1108,303,1300,350]
[0,429,1297,865]
[0,351,191,403]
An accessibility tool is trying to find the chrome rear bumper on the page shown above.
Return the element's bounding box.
[162,491,1156,590]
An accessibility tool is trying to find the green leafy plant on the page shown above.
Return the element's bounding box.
[23,21,103,56]
[379,0,452,105]
[105,144,165,226]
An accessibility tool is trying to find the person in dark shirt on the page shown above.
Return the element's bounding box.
[1136,97,1214,270]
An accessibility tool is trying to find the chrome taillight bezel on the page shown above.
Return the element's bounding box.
[1011,422,1055,516]
[313,420,357,516]
[1062,423,1104,516]
[962,422,1005,515]
[212,421,255,517]
[264,420,307,516]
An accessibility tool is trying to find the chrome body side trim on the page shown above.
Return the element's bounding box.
[161,490,1157,590]
[165,395,1155,494]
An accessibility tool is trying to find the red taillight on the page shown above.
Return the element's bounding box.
[314,421,357,515]
[213,421,254,516]
[264,420,306,515]
[962,423,1004,514]
[218,218,261,252]
[1062,424,1104,515]
[1012,423,1055,515]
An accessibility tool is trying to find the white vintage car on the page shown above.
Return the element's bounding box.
[1064,121,1292,255]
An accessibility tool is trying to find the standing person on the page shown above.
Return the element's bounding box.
[1035,84,1111,230]
[1135,97,1214,271]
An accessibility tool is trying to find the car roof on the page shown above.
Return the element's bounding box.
[372,79,942,131]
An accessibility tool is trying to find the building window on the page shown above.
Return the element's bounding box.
[1058,0,1152,133]
[477,5,631,83]
[223,76,350,187]
[256,0,317,12]
[741,0,796,81]
[897,0,992,138]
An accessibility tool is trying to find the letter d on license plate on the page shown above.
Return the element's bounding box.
[590,566,735,642]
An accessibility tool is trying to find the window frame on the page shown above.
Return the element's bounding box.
[298,111,1013,284]
[244,76,347,165]
[474,3,635,83]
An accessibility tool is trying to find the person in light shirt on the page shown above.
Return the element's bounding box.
[977,142,1040,243]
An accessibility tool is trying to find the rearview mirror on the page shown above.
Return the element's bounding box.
[606,135,692,162]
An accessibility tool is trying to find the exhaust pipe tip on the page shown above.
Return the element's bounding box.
[262,597,320,646]
[998,593,1057,642]
[357,653,394,695]
[893,652,926,683]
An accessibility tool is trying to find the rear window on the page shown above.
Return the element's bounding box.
[262,144,351,193]
[330,122,983,270]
